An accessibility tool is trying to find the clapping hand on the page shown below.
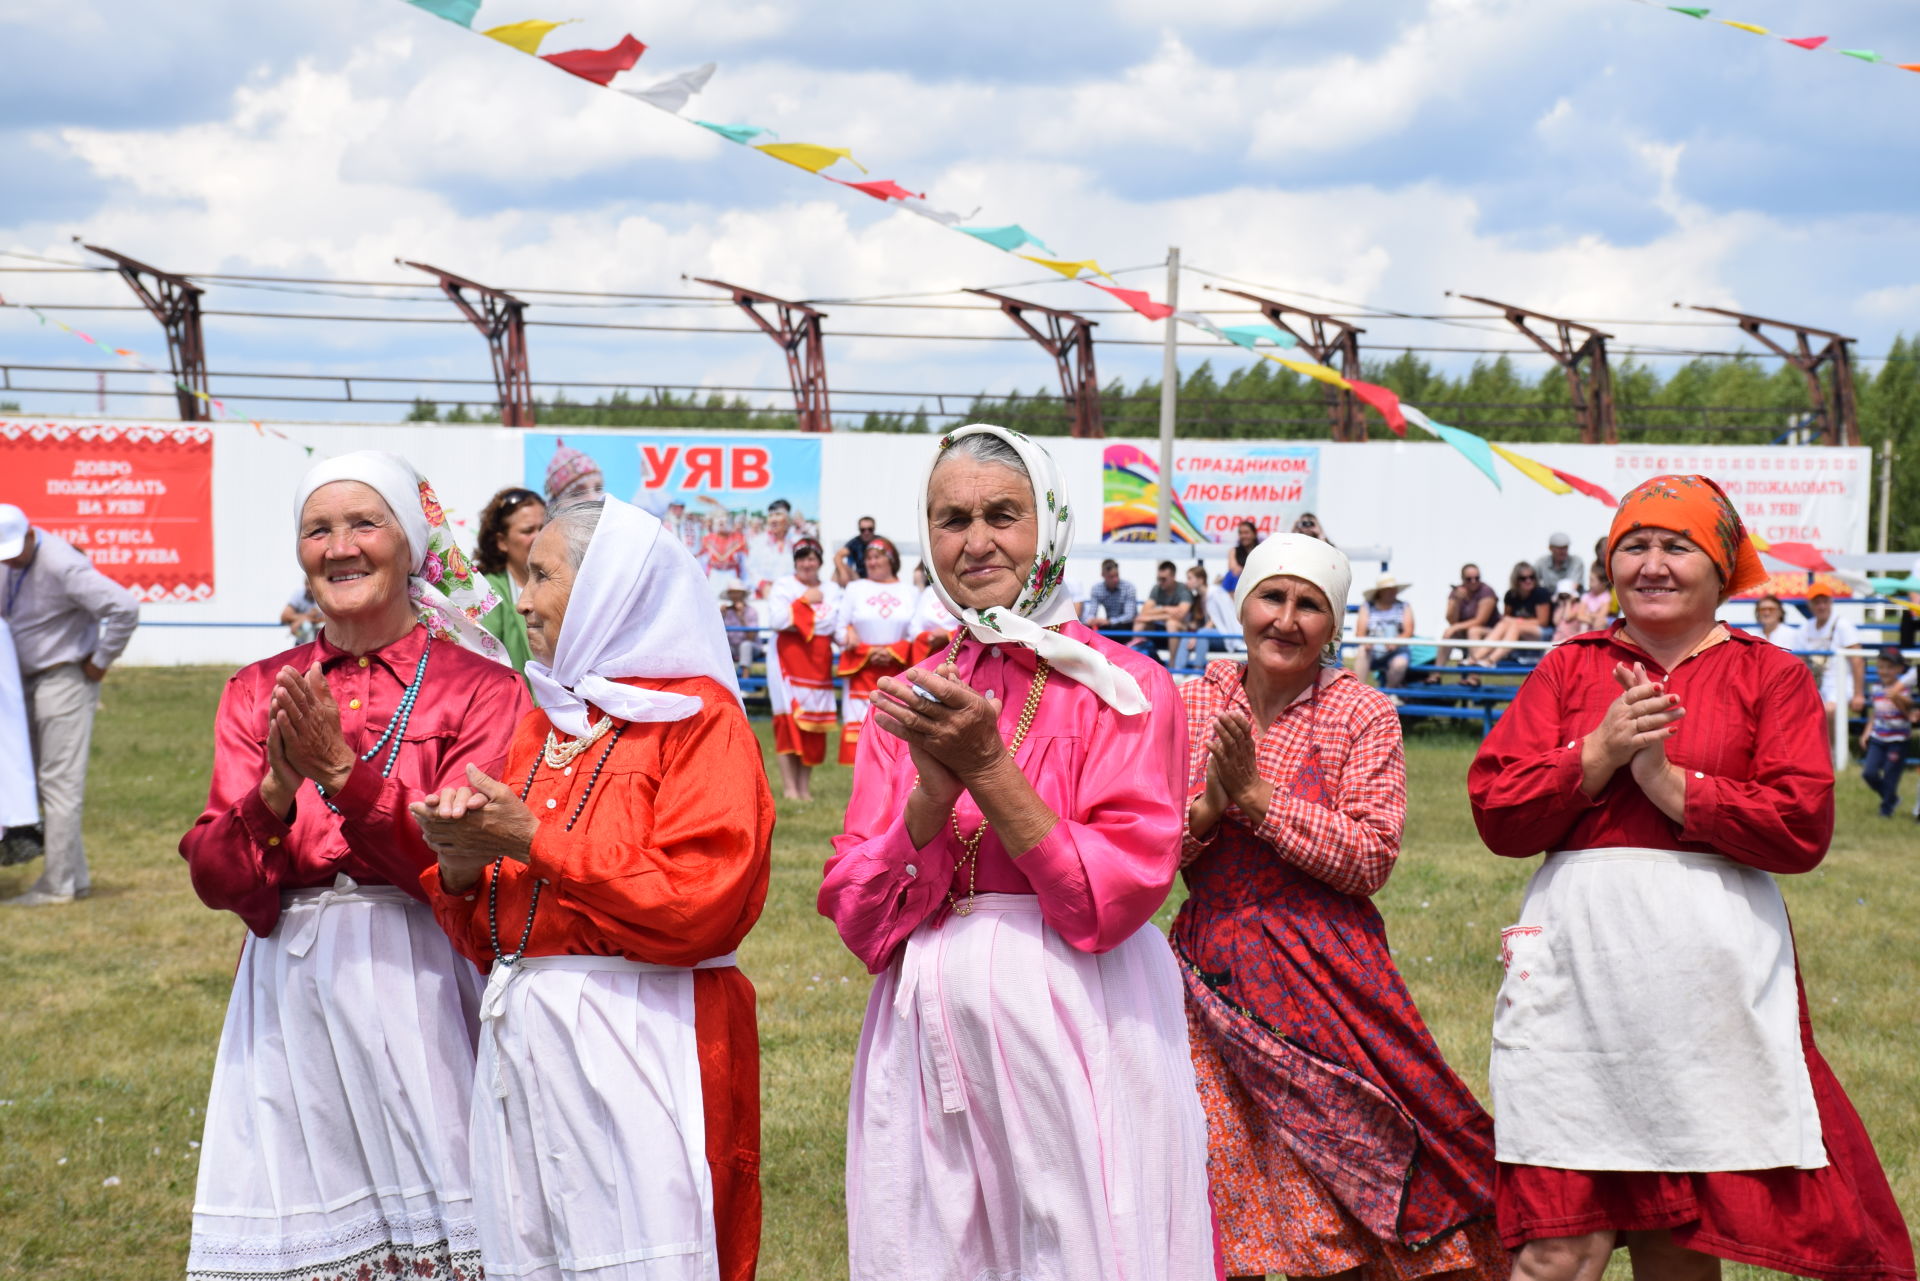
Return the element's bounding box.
[271,664,355,794]
[1579,661,1684,798]
[409,764,539,894]
[1204,711,1273,828]
[872,663,1008,806]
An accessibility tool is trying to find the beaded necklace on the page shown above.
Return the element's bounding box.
[316,636,432,815]
[940,630,1051,918]
[488,722,627,968]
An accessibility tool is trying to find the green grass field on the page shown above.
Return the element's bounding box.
[0,667,1913,1279]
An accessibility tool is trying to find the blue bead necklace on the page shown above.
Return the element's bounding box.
[316,636,433,814]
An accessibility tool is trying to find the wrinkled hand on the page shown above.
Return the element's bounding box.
[871,663,1008,787]
[1584,662,1684,777]
[1207,711,1273,820]
[272,663,356,794]
[259,717,303,819]
[409,764,539,894]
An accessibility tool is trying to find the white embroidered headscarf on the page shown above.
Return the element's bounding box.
[294,451,507,662]
[920,424,1149,715]
[1233,532,1354,654]
[525,496,743,737]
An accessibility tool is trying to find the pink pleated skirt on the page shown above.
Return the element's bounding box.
[845,892,1217,1281]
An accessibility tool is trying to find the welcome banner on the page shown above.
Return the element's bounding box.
[1103,441,1319,545]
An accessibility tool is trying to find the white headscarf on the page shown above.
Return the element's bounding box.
[1233,532,1354,648]
[294,451,507,661]
[919,424,1149,715]
[525,496,743,737]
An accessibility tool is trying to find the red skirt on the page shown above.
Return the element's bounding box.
[1497,972,1914,1281]
[772,712,831,767]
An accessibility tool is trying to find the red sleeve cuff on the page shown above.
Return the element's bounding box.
[237,784,294,848]
[1676,769,1716,843]
[327,760,383,819]
[1554,741,1607,807]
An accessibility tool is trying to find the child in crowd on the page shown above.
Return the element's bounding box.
[1860,647,1914,818]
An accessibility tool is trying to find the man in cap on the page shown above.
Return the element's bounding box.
[0,503,140,905]
[1531,531,1583,595]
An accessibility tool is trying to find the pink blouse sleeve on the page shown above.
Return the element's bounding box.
[178,672,298,936]
[819,726,962,974]
[1016,672,1187,953]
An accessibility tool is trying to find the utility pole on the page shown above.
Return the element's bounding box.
[1454,293,1616,444]
[965,289,1102,437]
[1209,285,1368,441]
[1685,304,1860,447]
[693,278,833,433]
[1157,248,1179,544]
[399,259,535,427]
[79,242,209,421]
[1879,436,1893,553]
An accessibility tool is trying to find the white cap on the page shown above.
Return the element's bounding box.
[1548,531,1571,548]
[711,572,746,597]
[1556,578,1581,597]
[0,504,28,561]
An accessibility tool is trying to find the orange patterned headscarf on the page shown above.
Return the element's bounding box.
[1606,474,1769,598]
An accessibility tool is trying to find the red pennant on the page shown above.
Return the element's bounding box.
[829,177,926,202]
[1760,541,1834,572]
[1548,467,1617,506]
[1782,35,1828,50]
[541,34,647,85]
[1346,379,1407,437]
[1087,282,1175,320]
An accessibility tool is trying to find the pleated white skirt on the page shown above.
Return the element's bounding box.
[188,877,485,1281]
[847,893,1216,1281]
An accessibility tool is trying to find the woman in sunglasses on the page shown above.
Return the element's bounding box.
[1468,562,1554,668]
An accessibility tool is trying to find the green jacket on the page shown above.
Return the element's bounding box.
[480,570,534,673]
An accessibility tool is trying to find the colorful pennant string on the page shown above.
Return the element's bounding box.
[481,19,571,55]
[1489,444,1574,496]
[1633,2,1918,74]
[695,121,775,145]
[1218,323,1298,351]
[407,0,481,26]
[755,142,865,174]
[1346,380,1408,438]
[1019,255,1113,281]
[1088,283,1176,321]
[829,177,925,202]
[957,225,1056,256]
[542,34,646,85]
[621,63,715,113]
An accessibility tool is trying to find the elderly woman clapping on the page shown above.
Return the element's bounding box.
[1469,475,1913,1281]
[179,451,527,1281]
[1173,534,1506,1281]
[820,425,1213,1281]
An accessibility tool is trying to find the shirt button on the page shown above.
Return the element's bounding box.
[1694,771,1705,780]
[357,657,369,668]
[545,798,557,809]
[905,863,917,878]
[563,766,573,776]
[349,698,362,710]
[266,836,280,846]
[464,894,476,902]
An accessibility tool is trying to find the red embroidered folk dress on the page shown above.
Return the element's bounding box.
[1468,625,1914,1281]
[1173,661,1508,1281]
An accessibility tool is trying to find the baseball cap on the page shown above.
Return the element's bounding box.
[1548,531,1571,548]
[0,504,28,561]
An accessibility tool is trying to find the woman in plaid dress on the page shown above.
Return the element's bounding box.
[1172,533,1506,1281]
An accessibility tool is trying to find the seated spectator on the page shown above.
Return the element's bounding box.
[1531,530,1583,594]
[1292,511,1333,546]
[1547,576,1587,645]
[1429,562,1497,677]
[1132,559,1192,659]
[1754,593,1802,651]
[1174,563,1237,668]
[1573,561,1614,633]
[1465,562,1552,670]
[1084,558,1139,633]
[714,573,758,669]
[279,582,323,644]
[1353,574,1416,689]
[835,516,877,586]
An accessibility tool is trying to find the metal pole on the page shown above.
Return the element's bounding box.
[1877,435,1893,553]
[1156,248,1180,544]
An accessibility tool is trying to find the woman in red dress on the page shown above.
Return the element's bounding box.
[1469,475,1913,1281]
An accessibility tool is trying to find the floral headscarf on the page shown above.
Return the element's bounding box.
[294,451,509,662]
[1606,473,1768,599]
[919,424,1148,715]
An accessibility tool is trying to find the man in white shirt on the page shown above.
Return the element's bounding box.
[0,505,140,905]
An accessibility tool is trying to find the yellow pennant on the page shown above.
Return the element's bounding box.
[1018,255,1113,281]
[482,19,573,54]
[1720,20,1771,34]
[1262,351,1353,390]
[1490,444,1574,495]
[754,142,867,174]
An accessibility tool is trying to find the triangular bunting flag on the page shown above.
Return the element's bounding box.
[1088,283,1175,320]
[542,34,647,85]
[1720,20,1769,35]
[1782,35,1828,50]
[622,63,716,113]
[755,142,866,174]
[1403,408,1504,490]
[1172,310,1226,340]
[407,0,482,26]
[1346,379,1407,437]
[1263,352,1352,391]
[482,19,573,55]
[899,198,978,226]
[1218,323,1297,350]
[1489,444,1574,495]
[1668,6,1710,17]
[1547,467,1617,506]
[957,225,1055,255]
[829,177,925,201]
[1019,255,1112,281]
[1760,541,1834,572]
[1840,49,1881,61]
[695,121,774,145]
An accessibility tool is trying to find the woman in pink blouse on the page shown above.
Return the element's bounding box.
[178,452,527,1281]
[821,425,1213,1281]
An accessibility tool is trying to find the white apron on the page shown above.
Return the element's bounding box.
[847,893,1215,1281]
[189,876,485,1281]
[1491,846,1826,1173]
[0,618,38,827]
[471,952,736,1281]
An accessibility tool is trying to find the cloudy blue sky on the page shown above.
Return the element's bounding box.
[3,0,1918,425]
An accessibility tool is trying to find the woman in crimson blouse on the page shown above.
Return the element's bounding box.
[1469,475,1912,1281]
